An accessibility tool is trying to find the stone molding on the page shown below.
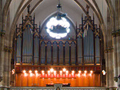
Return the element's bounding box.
[104,46,113,53]
[112,29,120,37]
[4,46,12,52]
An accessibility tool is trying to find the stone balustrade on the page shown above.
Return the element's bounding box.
[9,87,107,90]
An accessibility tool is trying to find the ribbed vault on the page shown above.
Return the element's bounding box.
[1,0,115,40]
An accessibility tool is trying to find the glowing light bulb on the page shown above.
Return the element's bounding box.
[50,68,54,72]
[72,70,75,74]
[35,70,38,73]
[36,73,39,77]
[12,69,15,75]
[60,71,62,75]
[54,71,56,75]
[84,70,87,74]
[42,70,44,74]
[83,73,86,76]
[23,70,26,73]
[66,71,68,74]
[30,73,33,77]
[102,70,106,75]
[77,74,80,77]
[90,70,93,74]
[63,68,66,72]
[89,74,92,76]
[78,71,81,73]
[48,71,50,74]
[24,73,28,77]
[29,70,32,73]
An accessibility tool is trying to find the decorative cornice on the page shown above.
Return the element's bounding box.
[4,46,12,52]
[104,46,113,53]
[0,76,2,82]
[112,29,120,37]
[0,30,5,37]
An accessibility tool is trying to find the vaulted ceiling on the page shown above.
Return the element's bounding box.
[2,0,115,37]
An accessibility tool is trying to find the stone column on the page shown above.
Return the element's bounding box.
[3,10,11,87]
[105,46,114,87]
[0,0,3,87]
[112,36,118,87]
[117,36,120,89]
[104,50,109,87]
[105,8,115,88]
[0,8,11,87]
[118,0,120,77]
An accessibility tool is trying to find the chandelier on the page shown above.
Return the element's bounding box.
[46,0,70,39]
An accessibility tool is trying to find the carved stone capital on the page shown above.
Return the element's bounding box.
[112,29,120,37]
[104,46,113,53]
[0,30,5,37]
[4,46,12,52]
[0,76,3,82]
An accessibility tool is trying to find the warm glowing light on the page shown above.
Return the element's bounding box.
[77,74,80,77]
[35,70,38,73]
[12,69,15,74]
[48,71,50,74]
[54,71,56,75]
[29,70,32,73]
[78,70,81,73]
[72,70,75,74]
[89,73,92,76]
[66,71,68,74]
[36,73,39,77]
[83,73,86,76]
[23,70,26,73]
[50,68,54,72]
[42,70,44,73]
[63,68,66,72]
[90,70,93,74]
[72,71,75,76]
[102,70,106,75]
[84,70,87,73]
[24,73,28,77]
[60,71,62,75]
[30,73,33,77]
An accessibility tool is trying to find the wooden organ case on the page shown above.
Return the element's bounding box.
[11,6,105,87]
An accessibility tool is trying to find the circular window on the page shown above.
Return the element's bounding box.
[46,16,70,39]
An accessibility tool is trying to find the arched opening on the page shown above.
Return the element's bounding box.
[10,5,105,87]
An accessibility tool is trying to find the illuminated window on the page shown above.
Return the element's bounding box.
[46,16,70,39]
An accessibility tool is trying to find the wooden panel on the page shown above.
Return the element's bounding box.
[15,74,21,86]
[15,73,100,87]
[21,74,27,86]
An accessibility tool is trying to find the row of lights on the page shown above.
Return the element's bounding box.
[23,68,93,77]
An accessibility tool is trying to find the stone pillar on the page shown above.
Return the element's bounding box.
[3,10,11,87]
[0,0,3,87]
[117,0,120,89]
[105,46,114,88]
[104,50,109,87]
[105,8,115,88]
[118,0,120,77]
[112,36,119,87]
[117,36,120,89]
[0,5,11,87]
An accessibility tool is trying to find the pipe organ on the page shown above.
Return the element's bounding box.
[11,6,104,87]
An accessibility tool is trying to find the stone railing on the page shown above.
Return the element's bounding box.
[61,87,107,90]
[10,87,56,90]
[9,87,107,90]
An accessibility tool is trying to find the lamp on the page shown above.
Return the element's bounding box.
[46,0,70,39]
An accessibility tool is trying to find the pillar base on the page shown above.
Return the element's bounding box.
[108,87,117,90]
[0,87,10,90]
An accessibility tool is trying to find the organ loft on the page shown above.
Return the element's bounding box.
[0,0,120,90]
